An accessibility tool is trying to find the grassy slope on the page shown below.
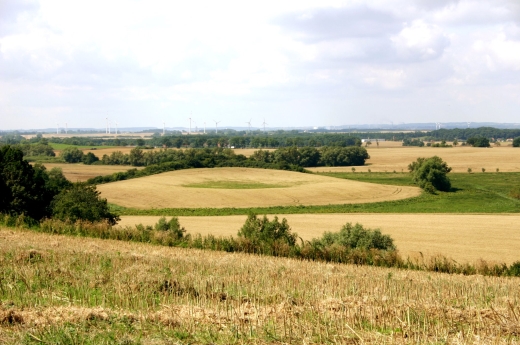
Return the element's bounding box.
[113,172,520,215]
[2,228,519,344]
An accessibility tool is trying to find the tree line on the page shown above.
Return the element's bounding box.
[86,146,370,184]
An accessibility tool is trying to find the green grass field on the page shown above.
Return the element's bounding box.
[111,172,520,216]
[50,143,116,150]
[182,181,290,189]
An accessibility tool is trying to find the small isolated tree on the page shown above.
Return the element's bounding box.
[61,147,84,163]
[82,152,99,165]
[408,156,452,192]
[238,214,297,247]
[51,183,120,225]
[154,216,186,240]
[513,137,520,147]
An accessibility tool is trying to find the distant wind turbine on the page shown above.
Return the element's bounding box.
[56,123,59,134]
[214,120,221,134]
[188,113,192,134]
[65,122,68,134]
[262,119,268,132]
[106,117,108,134]
[163,122,165,136]
[246,119,252,134]
[204,121,206,134]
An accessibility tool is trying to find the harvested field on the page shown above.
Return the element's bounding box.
[1,228,520,344]
[98,167,420,209]
[41,163,142,182]
[81,146,162,158]
[118,213,520,264]
[308,145,520,173]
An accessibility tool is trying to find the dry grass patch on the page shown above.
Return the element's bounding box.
[118,213,520,264]
[41,163,143,182]
[98,167,420,209]
[308,145,520,173]
[1,228,520,344]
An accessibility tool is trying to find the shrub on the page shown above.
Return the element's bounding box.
[466,137,490,147]
[408,156,452,192]
[51,183,120,225]
[314,222,395,251]
[154,216,186,240]
[61,147,84,163]
[238,214,298,249]
[82,152,99,165]
[513,137,520,147]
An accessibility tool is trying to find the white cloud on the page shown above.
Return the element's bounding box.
[1,0,520,129]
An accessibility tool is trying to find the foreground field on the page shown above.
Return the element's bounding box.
[309,145,520,173]
[1,228,519,344]
[98,168,420,209]
[41,163,143,182]
[118,213,520,264]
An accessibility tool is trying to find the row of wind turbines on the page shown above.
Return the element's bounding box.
[182,115,269,135]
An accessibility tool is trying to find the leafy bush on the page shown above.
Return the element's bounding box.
[82,152,99,165]
[61,147,84,163]
[238,214,297,247]
[313,223,395,251]
[466,137,490,147]
[408,156,452,192]
[513,137,520,147]
[154,216,186,240]
[402,138,424,147]
[51,183,120,225]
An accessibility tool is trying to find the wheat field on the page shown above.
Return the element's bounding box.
[97,167,420,209]
[117,213,520,264]
[1,228,519,344]
[308,145,520,173]
[41,163,143,182]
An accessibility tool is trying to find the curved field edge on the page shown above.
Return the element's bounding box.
[1,228,520,344]
[97,168,420,209]
[109,171,520,214]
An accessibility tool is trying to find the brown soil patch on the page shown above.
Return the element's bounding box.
[98,167,420,209]
[118,213,520,264]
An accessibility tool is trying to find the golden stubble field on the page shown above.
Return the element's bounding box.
[41,163,143,182]
[117,213,520,265]
[2,228,519,343]
[308,145,520,173]
[97,167,420,209]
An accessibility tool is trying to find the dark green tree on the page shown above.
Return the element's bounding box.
[51,183,120,225]
[408,156,452,192]
[513,137,520,147]
[61,147,84,163]
[82,152,99,165]
[466,137,490,147]
[315,223,395,250]
[238,214,297,247]
[0,146,51,219]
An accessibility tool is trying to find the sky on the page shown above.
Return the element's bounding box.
[1,0,520,130]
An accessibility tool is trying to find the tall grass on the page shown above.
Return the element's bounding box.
[2,227,520,344]
[2,214,519,278]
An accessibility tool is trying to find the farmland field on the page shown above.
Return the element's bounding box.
[118,213,520,264]
[1,228,519,344]
[97,167,420,209]
[41,163,143,182]
[309,145,520,173]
